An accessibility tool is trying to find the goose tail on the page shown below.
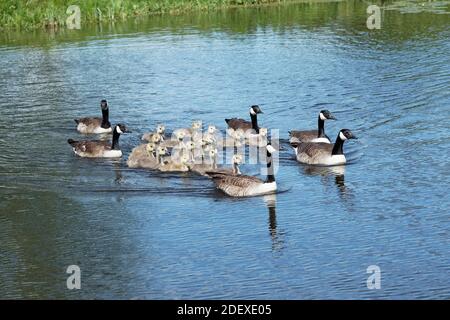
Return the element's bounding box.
[74,119,80,124]
[67,139,77,146]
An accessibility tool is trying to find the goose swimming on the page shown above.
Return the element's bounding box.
[74,99,113,134]
[207,144,277,197]
[68,124,129,158]
[197,153,242,177]
[291,128,357,166]
[127,142,162,169]
[142,124,165,142]
[289,109,336,144]
[225,105,263,135]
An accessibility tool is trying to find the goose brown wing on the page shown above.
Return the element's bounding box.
[289,130,318,142]
[210,173,262,189]
[297,142,333,158]
[77,117,102,126]
[225,118,252,131]
[74,140,110,153]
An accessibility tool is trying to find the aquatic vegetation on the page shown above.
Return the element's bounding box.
[383,0,450,14]
[0,0,289,30]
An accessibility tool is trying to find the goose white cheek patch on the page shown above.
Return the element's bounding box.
[339,132,347,140]
[117,127,123,134]
[250,108,256,115]
[320,112,327,121]
[266,145,276,154]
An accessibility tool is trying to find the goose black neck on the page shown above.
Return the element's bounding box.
[317,115,325,138]
[332,134,345,155]
[101,108,110,128]
[233,162,240,175]
[111,129,120,150]
[250,113,259,134]
[266,151,275,182]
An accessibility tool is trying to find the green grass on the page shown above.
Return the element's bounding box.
[0,0,287,30]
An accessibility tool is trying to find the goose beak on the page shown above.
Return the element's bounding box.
[329,114,337,120]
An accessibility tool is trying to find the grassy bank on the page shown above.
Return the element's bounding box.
[0,0,288,30]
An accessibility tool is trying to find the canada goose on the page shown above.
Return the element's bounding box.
[190,149,218,175]
[74,99,112,134]
[141,124,165,142]
[159,153,190,172]
[225,105,263,134]
[203,125,218,143]
[207,144,277,197]
[68,124,129,158]
[289,110,336,144]
[291,129,357,166]
[161,131,186,148]
[126,142,161,169]
[174,120,203,139]
[199,153,243,176]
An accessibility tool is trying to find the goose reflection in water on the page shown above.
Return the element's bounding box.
[263,194,285,252]
[302,165,353,201]
[113,161,124,184]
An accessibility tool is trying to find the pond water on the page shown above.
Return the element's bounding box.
[0,1,449,299]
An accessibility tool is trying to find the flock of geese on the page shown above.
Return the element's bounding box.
[68,100,357,197]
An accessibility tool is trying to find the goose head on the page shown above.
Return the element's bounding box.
[151,133,162,143]
[249,105,263,115]
[176,131,186,142]
[266,143,277,156]
[207,125,217,135]
[339,129,358,141]
[157,145,168,156]
[192,120,202,131]
[100,99,108,111]
[156,124,165,134]
[115,124,130,134]
[232,154,243,165]
[209,148,217,159]
[319,109,336,121]
[231,154,243,175]
[146,143,156,155]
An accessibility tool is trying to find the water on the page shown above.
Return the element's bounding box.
[1,1,449,299]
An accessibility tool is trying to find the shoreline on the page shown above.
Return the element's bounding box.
[0,0,297,31]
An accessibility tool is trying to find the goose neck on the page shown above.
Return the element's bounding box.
[332,134,345,155]
[111,129,120,150]
[317,115,325,138]
[250,113,259,134]
[266,152,275,183]
[101,108,110,128]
